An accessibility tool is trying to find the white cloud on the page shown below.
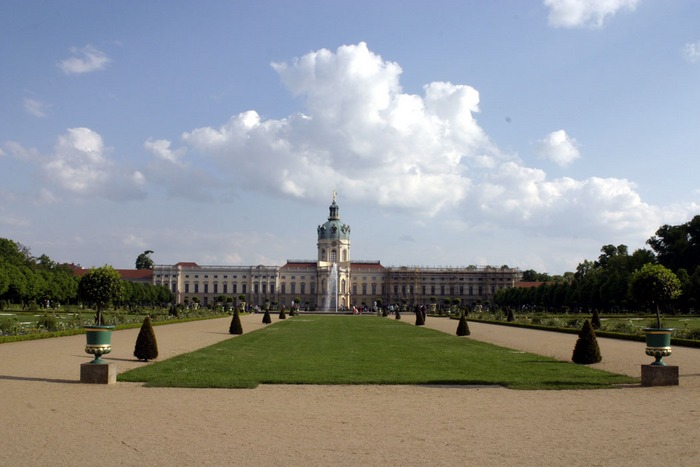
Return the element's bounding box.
[544,0,639,28]
[682,41,700,63]
[536,130,580,167]
[143,137,219,201]
[58,45,110,75]
[122,234,147,249]
[160,42,695,263]
[183,42,493,216]
[144,138,187,167]
[37,128,146,200]
[23,97,49,118]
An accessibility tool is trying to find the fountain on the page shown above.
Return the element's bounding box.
[323,262,338,312]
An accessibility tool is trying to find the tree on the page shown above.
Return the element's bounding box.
[629,263,682,328]
[77,265,123,325]
[135,250,155,270]
[262,309,272,324]
[229,309,243,334]
[572,320,602,364]
[134,316,158,361]
[456,310,470,336]
[647,215,700,273]
[414,305,425,326]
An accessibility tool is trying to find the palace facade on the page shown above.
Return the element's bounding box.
[152,198,521,309]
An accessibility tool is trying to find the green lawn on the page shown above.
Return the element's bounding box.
[118,316,637,389]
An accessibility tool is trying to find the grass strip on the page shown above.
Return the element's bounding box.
[118,316,638,390]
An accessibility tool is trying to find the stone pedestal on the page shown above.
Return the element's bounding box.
[641,364,679,387]
[80,362,117,384]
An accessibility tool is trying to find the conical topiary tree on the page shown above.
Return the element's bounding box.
[456,311,470,336]
[572,319,602,364]
[591,309,601,330]
[229,309,243,335]
[507,308,515,322]
[395,308,401,320]
[279,307,287,320]
[262,309,272,324]
[134,316,158,362]
[414,305,425,326]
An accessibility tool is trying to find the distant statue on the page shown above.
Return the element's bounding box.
[332,189,337,203]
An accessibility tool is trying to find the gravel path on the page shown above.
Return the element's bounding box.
[1,314,698,466]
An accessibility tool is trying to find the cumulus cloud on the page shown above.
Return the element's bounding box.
[182,42,493,215]
[145,138,187,167]
[21,128,147,200]
[143,137,219,201]
[166,42,684,245]
[683,41,700,63]
[58,45,110,75]
[536,130,580,167]
[23,97,49,118]
[544,0,639,28]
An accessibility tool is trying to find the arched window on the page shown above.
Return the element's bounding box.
[331,250,337,262]
[341,279,346,294]
[321,249,327,261]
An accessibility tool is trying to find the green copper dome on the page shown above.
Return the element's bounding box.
[317,200,350,241]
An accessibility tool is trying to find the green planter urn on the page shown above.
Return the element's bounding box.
[84,325,115,364]
[643,328,674,366]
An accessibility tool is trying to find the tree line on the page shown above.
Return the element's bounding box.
[0,238,173,309]
[495,215,700,313]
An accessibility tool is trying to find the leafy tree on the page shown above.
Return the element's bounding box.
[521,269,551,282]
[0,238,32,265]
[629,263,682,328]
[647,215,700,273]
[135,250,155,270]
[134,316,158,361]
[77,265,123,325]
[572,320,601,364]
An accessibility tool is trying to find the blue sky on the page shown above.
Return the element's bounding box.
[1,0,699,274]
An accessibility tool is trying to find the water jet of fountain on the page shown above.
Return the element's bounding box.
[323,262,338,312]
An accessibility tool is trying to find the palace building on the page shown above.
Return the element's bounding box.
[152,196,521,309]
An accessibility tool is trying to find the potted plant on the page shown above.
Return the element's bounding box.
[629,263,682,366]
[429,296,437,313]
[77,265,123,364]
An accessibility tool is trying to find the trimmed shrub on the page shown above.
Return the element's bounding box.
[456,311,470,336]
[262,309,272,324]
[572,320,601,364]
[506,308,515,322]
[279,308,287,320]
[414,306,425,326]
[229,309,243,335]
[591,309,601,330]
[134,316,159,362]
[37,314,59,332]
[395,309,401,320]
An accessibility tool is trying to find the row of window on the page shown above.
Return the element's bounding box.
[178,283,275,295]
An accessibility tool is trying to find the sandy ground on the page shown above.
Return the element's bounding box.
[1,313,699,466]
